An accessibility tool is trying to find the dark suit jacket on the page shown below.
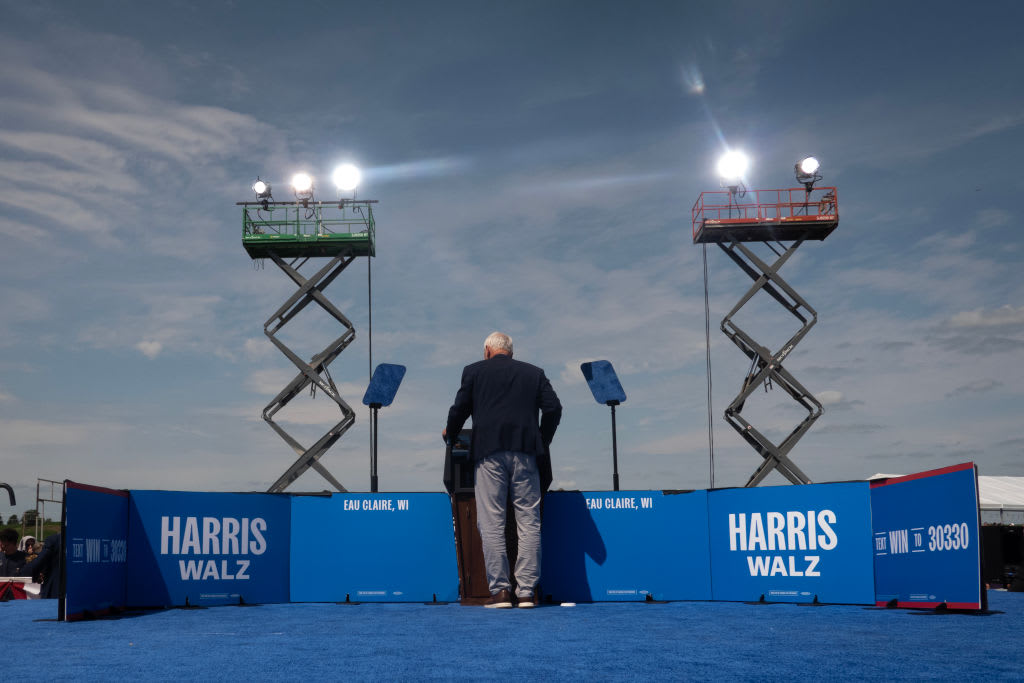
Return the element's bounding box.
[446,354,561,460]
[0,550,27,577]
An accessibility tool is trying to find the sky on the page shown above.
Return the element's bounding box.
[1,0,1023,511]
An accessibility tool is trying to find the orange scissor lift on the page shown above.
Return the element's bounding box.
[693,187,838,486]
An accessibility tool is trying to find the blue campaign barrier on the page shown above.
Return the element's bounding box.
[541,490,712,602]
[59,464,985,613]
[126,490,291,607]
[289,493,459,603]
[63,482,130,621]
[870,462,984,609]
[707,482,876,604]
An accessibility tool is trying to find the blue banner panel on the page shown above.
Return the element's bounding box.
[126,491,291,607]
[708,482,875,604]
[871,462,983,609]
[63,482,130,621]
[542,490,712,602]
[290,493,459,602]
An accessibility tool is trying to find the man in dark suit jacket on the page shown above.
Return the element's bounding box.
[0,529,27,576]
[445,331,561,608]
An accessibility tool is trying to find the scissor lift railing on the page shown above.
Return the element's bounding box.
[693,187,838,486]
[242,201,375,259]
[238,199,377,493]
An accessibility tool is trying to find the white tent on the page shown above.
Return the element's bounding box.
[976,476,1024,525]
[869,473,1024,525]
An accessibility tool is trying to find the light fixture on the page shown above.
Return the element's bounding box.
[252,178,272,210]
[291,172,314,206]
[717,150,749,196]
[332,164,362,193]
[252,179,271,198]
[795,156,822,192]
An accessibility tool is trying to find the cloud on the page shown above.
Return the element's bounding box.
[0,287,51,323]
[947,305,1024,328]
[560,358,602,387]
[0,54,275,248]
[814,390,865,412]
[929,335,1024,356]
[974,209,1011,230]
[877,341,913,352]
[244,338,275,360]
[136,340,163,359]
[0,418,129,450]
[814,423,886,435]
[816,390,843,406]
[946,379,1003,398]
[925,305,1024,356]
[835,100,1024,168]
[79,293,226,357]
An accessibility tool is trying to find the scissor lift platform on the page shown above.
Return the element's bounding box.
[692,187,838,244]
[240,201,376,259]
[238,198,377,493]
[693,186,839,486]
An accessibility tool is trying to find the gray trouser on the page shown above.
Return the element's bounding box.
[474,450,542,598]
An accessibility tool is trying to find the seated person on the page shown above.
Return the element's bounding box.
[21,534,61,599]
[0,529,27,576]
[22,536,37,563]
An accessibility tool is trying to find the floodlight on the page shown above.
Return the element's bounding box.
[795,156,823,192]
[251,178,273,210]
[291,172,314,206]
[798,157,819,175]
[717,150,748,198]
[717,150,749,182]
[252,179,272,198]
[291,173,313,193]
[332,164,362,193]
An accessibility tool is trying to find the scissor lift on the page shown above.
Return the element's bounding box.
[693,187,838,486]
[239,200,376,493]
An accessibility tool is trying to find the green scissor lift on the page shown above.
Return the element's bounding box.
[240,200,376,493]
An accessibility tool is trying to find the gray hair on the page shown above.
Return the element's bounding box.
[484,331,513,353]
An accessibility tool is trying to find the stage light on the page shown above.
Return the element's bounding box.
[291,173,313,194]
[332,164,362,193]
[798,157,819,175]
[252,178,273,210]
[716,150,748,198]
[291,172,314,206]
[252,179,272,198]
[795,156,822,192]
[717,150,749,182]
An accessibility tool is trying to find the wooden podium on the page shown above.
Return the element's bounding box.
[444,430,548,605]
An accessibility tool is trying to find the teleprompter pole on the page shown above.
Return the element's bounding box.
[609,401,620,491]
[370,403,381,493]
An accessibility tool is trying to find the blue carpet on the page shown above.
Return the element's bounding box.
[4,592,1021,680]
